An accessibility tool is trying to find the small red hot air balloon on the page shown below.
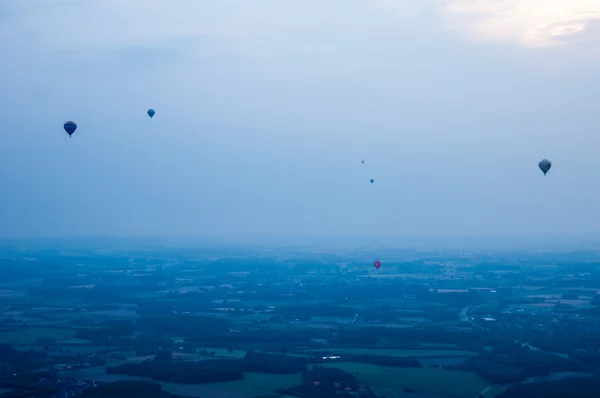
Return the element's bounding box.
[373,261,381,270]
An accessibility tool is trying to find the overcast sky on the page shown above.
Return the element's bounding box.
[0,0,599,240]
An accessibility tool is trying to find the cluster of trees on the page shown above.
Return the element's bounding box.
[107,350,308,384]
[480,321,600,356]
[499,376,600,398]
[307,351,421,368]
[82,380,184,398]
[333,325,474,349]
[0,380,56,397]
[186,329,318,350]
[278,303,357,318]
[74,314,236,346]
[242,352,308,374]
[343,355,421,368]
[570,350,600,368]
[0,345,54,374]
[276,366,361,398]
[107,359,243,384]
[135,314,232,337]
[463,351,588,384]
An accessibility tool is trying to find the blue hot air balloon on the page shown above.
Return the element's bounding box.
[370,178,374,184]
[63,121,77,137]
[147,109,155,118]
[538,159,551,176]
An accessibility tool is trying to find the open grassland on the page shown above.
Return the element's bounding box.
[0,327,76,344]
[308,348,478,358]
[322,362,486,398]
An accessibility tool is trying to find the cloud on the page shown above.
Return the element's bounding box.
[370,0,600,48]
[443,0,600,47]
[0,0,251,58]
[0,0,257,92]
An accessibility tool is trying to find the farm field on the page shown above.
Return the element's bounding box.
[322,362,487,398]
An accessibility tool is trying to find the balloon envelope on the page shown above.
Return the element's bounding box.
[361,160,364,164]
[147,109,155,118]
[373,261,381,270]
[538,159,552,175]
[63,121,77,136]
[369,179,374,184]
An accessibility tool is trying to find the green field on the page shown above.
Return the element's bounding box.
[322,362,486,398]
[61,338,93,345]
[308,348,478,358]
[0,327,76,344]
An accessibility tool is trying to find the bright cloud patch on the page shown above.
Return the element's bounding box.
[444,0,600,47]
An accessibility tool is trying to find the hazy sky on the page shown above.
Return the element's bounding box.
[1,0,599,240]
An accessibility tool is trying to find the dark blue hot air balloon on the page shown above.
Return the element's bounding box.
[63,121,77,137]
[370,178,374,184]
[147,109,155,118]
[538,159,551,176]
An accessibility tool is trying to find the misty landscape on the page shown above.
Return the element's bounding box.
[2,0,600,397]
[2,238,600,397]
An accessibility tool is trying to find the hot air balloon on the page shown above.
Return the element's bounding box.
[63,121,77,137]
[538,159,552,176]
[373,261,381,270]
[369,178,375,184]
[147,109,155,118]
[361,160,364,164]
